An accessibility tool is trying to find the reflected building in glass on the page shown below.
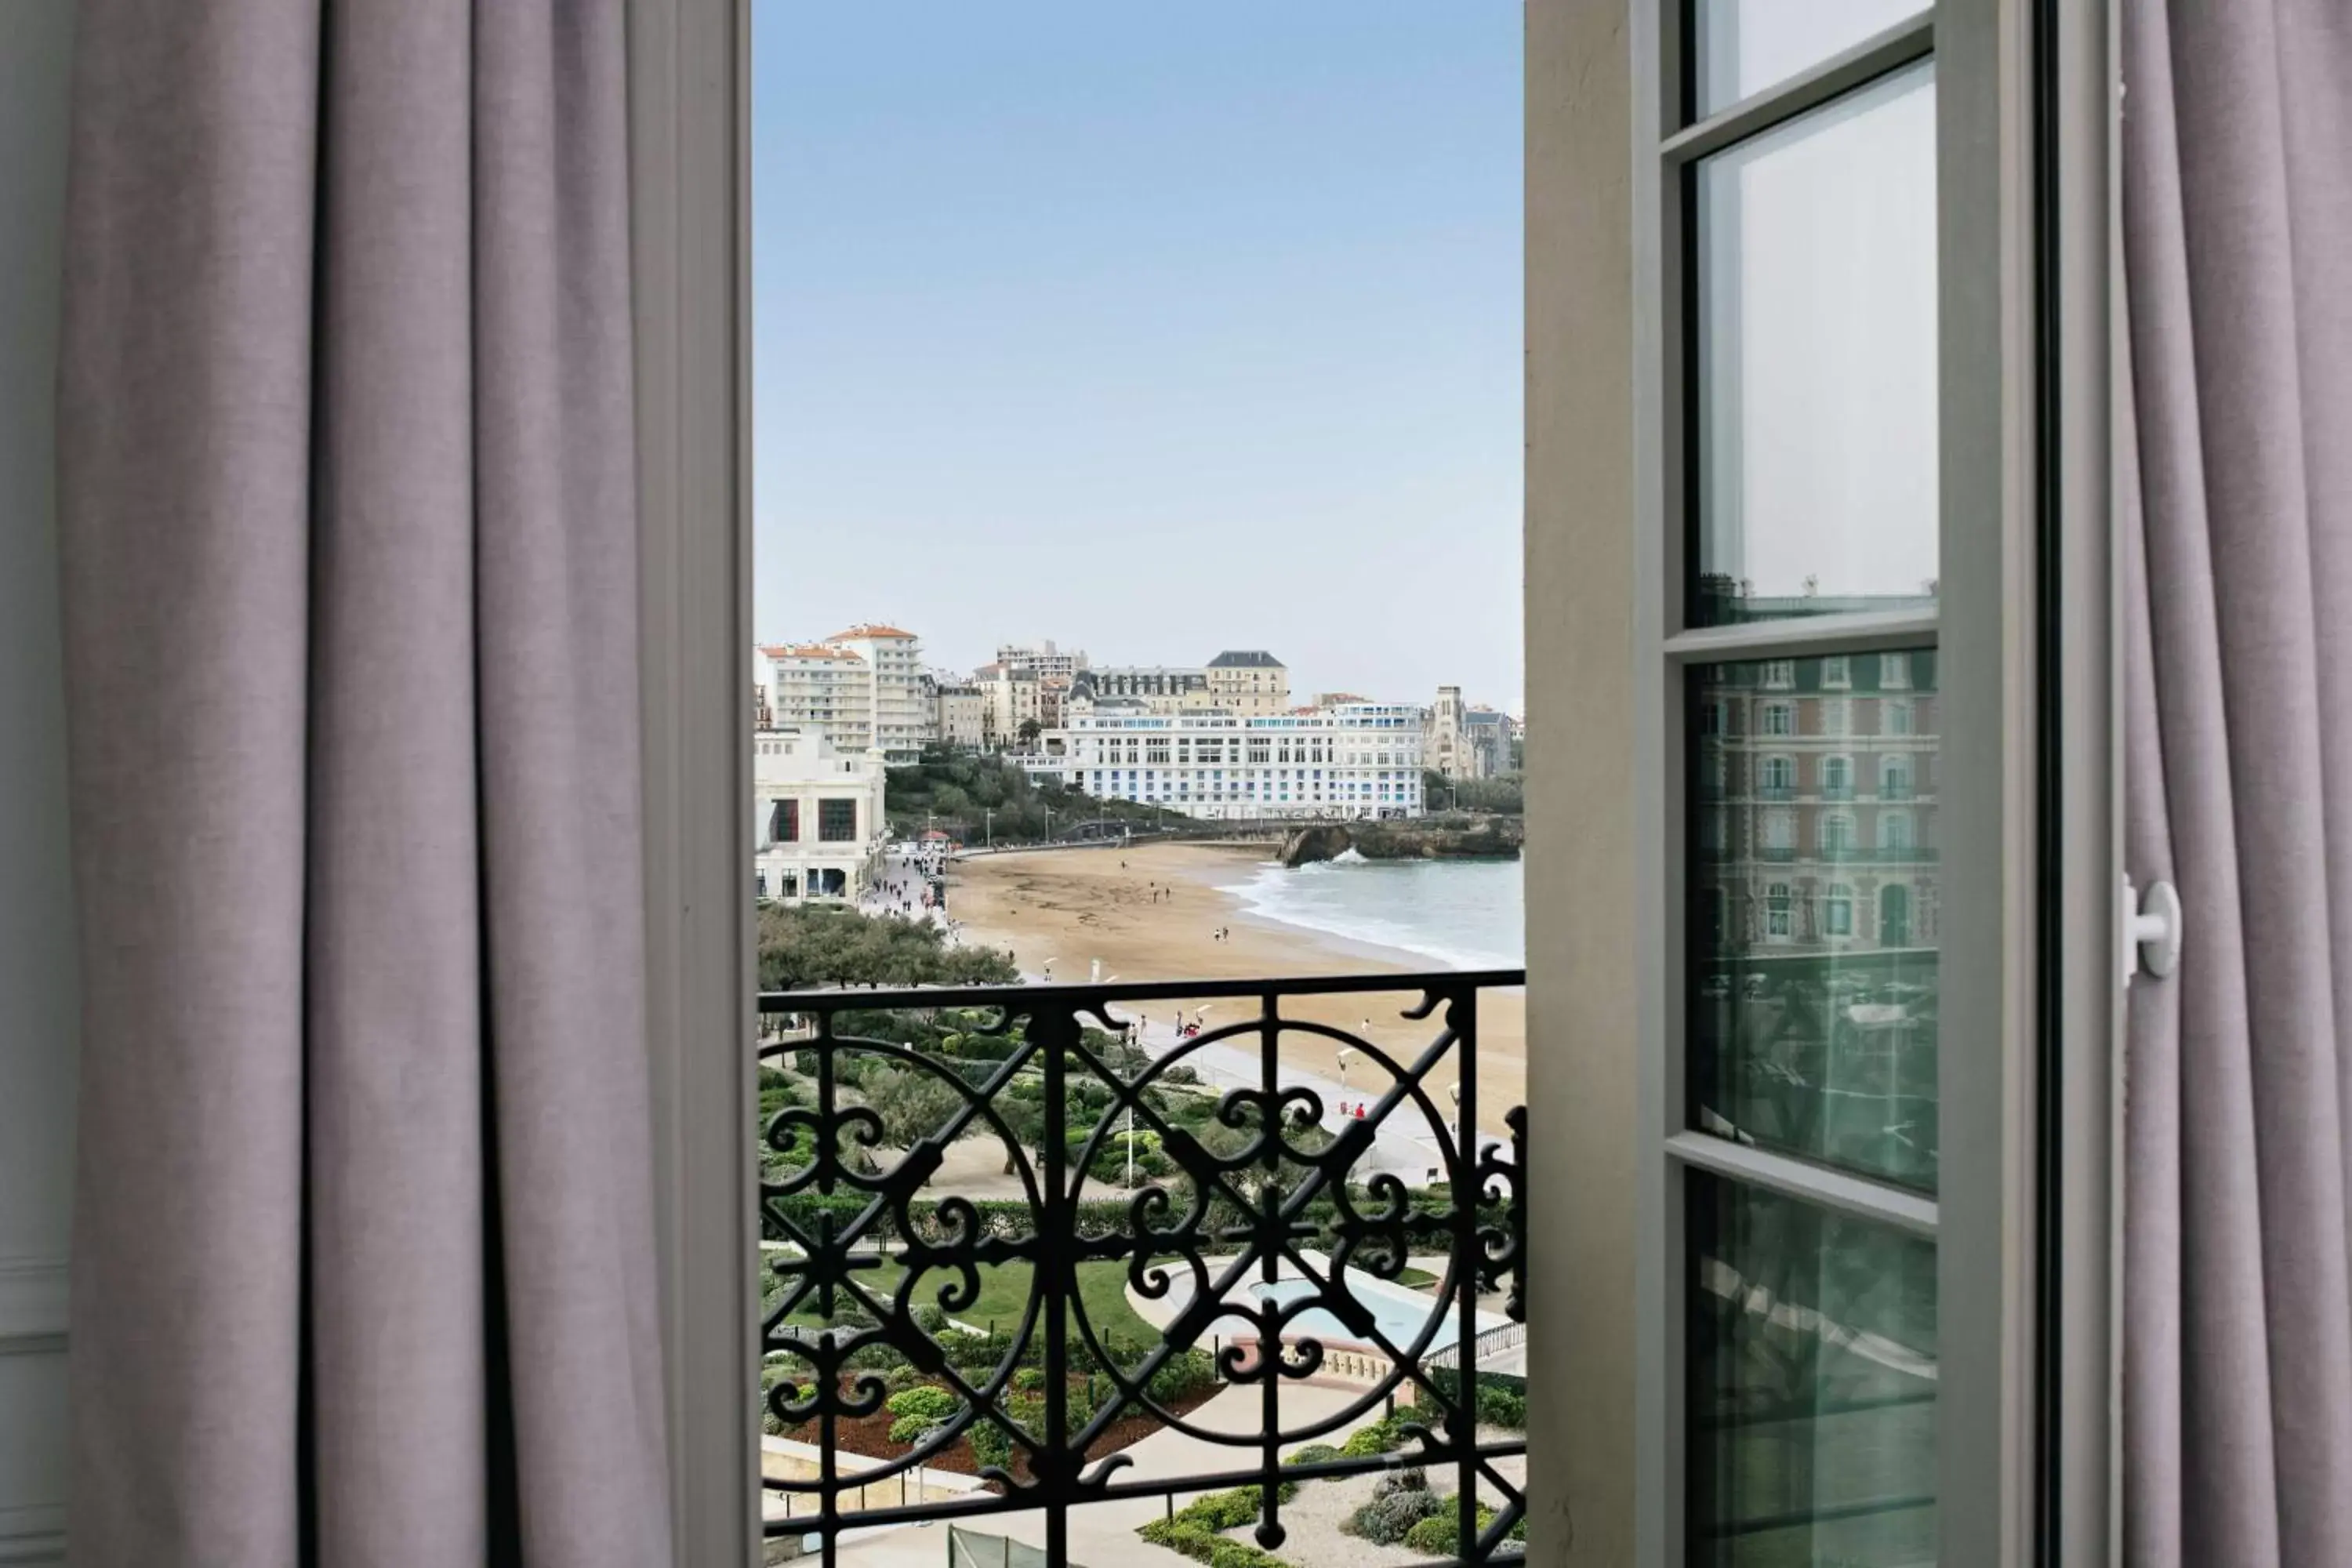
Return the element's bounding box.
[1689,636,1940,1194]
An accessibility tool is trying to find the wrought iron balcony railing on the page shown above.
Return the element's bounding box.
[757,970,1528,1566]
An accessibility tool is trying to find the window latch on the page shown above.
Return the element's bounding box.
[2122,873,2183,985]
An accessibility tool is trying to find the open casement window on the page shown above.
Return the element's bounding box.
[1605,0,2116,1563]
[631,1,2118,1563]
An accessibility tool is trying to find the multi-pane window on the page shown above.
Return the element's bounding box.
[1820,810,1856,851]
[1759,700,1795,736]
[818,799,858,842]
[1763,882,1792,940]
[1825,882,1855,936]
[1823,753,1853,797]
[1759,754,1795,796]
[772,798,800,843]
[1822,653,1852,688]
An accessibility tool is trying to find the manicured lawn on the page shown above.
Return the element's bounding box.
[1394,1265,1439,1290]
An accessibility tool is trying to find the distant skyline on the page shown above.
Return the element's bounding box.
[750,2,1525,711]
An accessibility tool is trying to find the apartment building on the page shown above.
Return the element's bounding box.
[756,641,873,754]
[993,640,1087,682]
[822,624,930,761]
[1203,649,1289,715]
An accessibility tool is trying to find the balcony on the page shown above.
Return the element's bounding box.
[757,971,1528,1565]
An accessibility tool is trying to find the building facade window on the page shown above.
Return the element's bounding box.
[1879,809,1915,851]
[1820,810,1856,851]
[1883,697,1915,735]
[1882,651,1913,688]
[1824,883,1854,936]
[1823,754,1853,797]
[772,798,800,842]
[1822,654,1851,688]
[1764,883,1792,940]
[1761,700,1795,736]
[818,799,858,842]
[1760,754,1795,793]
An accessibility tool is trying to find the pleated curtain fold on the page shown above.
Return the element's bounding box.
[56,2,673,1562]
[2122,2,2352,1563]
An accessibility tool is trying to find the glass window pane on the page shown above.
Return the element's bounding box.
[1687,1172,1937,1566]
[1690,0,1928,115]
[1689,652,1939,1191]
[1691,64,1937,629]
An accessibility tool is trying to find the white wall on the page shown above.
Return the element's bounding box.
[0,3,80,1562]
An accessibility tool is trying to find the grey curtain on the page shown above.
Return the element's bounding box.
[2122,2,2352,1564]
[56,3,673,1563]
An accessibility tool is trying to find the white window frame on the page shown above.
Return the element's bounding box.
[629,1,2123,1559]
[1621,0,2114,1563]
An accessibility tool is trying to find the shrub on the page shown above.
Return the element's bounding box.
[912,1303,950,1334]
[1373,1467,1429,1499]
[968,1418,1012,1472]
[887,1414,944,1445]
[1345,1488,1443,1545]
[1477,1386,1528,1429]
[1397,1494,1526,1555]
[1339,1417,1406,1458]
[885,1386,959,1424]
[1011,1367,1047,1392]
[1282,1443,1341,1468]
[1146,1348,1217,1405]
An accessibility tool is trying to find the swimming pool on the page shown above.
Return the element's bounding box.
[1163,1270,1500,1352]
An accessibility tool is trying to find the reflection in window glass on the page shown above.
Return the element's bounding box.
[1690,652,1939,1191]
[1690,0,1928,114]
[1692,64,1937,627]
[1687,1173,1937,1565]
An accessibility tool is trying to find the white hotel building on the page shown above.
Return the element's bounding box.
[1030,701,1426,820]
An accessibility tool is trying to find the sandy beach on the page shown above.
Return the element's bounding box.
[945,841,1525,1133]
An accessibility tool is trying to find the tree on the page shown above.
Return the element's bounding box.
[861,1065,967,1151]
[1017,717,1042,746]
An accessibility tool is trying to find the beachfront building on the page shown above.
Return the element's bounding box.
[757,641,873,753]
[973,660,1043,750]
[993,639,1087,682]
[926,677,985,750]
[824,624,931,760]
[1203,649,1289,715]
[752,728,887,902]
[1068,664,1211,715]
[1032,699,1426,820]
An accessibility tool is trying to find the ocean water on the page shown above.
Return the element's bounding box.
[1230,852,1524,971]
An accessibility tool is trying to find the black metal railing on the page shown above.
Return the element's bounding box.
[757,971,1528,1566]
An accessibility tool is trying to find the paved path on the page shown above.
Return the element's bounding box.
[829,1381,1385,1568]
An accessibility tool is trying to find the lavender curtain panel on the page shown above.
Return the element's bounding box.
[2122,1,2352,1564]
[55,2,673,1563]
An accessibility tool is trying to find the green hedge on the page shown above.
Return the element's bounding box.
[1427,1367,1528,1430]
[1135,1485,1301,1568]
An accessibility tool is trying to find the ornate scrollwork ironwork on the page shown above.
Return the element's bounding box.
[757,970,1528,1566]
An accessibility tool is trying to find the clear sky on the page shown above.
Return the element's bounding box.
[750,1,1524,712]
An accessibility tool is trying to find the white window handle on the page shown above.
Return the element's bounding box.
[2122,873,2183,985]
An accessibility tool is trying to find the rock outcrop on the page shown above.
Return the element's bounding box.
[1277,815,1523,868]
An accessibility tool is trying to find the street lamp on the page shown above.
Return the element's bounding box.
[984,807,993,850]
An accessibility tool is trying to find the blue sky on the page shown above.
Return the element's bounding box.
[751,2,1523,711]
